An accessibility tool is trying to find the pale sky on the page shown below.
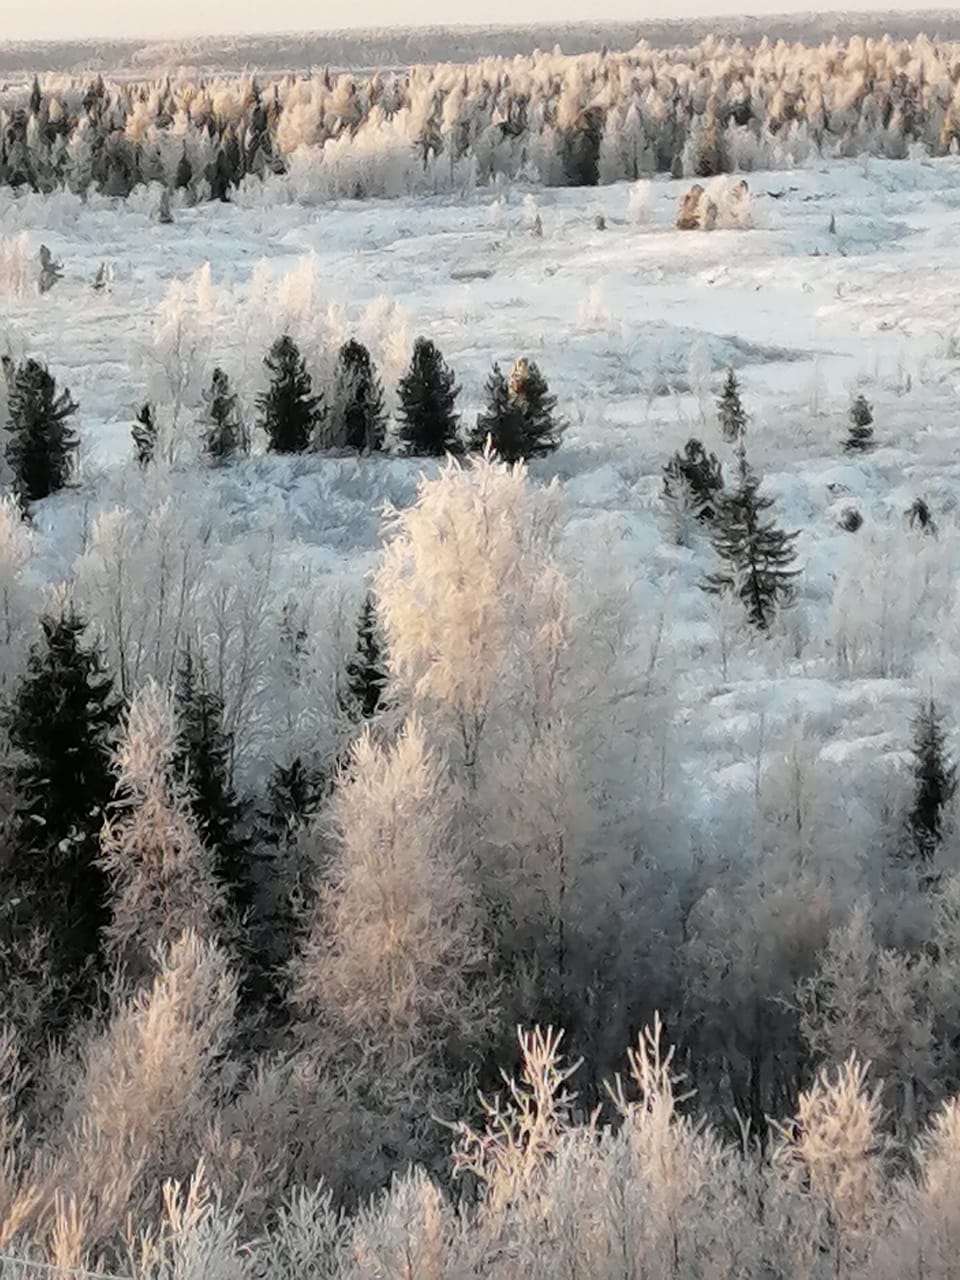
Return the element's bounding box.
[4,0,925,44]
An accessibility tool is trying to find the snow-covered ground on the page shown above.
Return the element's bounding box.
[3,156,960,825]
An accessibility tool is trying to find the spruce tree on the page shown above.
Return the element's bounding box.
[469,364,527,460]
[132,402,156,468]
[703,442,799,629]
[470,359,562,463]
[844,394,875,452]
[396,337,462,456]
[265,756,323,842]
[663,438,724,522]
[909,700,956,863]
[330,340,386,453]
[173,648,251,913]
[257,335,323,454]
[6,359,79,502]
[201,367,247,462]
[507,357,563,459]
[5,610,120,982]
[342,593,388,721]
[717,367,747,443]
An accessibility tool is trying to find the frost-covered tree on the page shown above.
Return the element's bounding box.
[294,720,488,1062]
[100,682,225,981]
[704,442,799,629]
[201,367,247,463]
[717,366,747,443]
[132,402,156,468]
[257,335,323,454]
[908,700,956,863]
[6,358,79,501]
[325,339,386,453]
[5,609,120,988]
[375,451,566,785]
[845,393,875,452]
[395,337,462,456]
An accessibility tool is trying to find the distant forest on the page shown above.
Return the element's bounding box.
[2,29,960,203]
[1,10,960,76]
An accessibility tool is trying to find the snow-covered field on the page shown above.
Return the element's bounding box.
[3,156,960,825]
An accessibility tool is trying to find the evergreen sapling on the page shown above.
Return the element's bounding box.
[703,441,800,629]
[717,367,747,443]
[342,593,388,721]
[844,394,875,452]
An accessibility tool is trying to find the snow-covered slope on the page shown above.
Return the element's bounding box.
[2,156,960,823]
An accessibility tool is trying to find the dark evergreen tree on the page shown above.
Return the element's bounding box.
[132,402,156,468]
[395,337,462,456]
[703,442,800,629]
[342,594,388,721]
[469,364,527,460]
[717,367,747,443]
[662,438,725,522]
[6,359,79,502]
[257,335,323,454]
[844,394,875,452]
[173,647,251,913]
[5,610,121,983]
[331,340,386,453]
[909,700,956,863]
[470,359,562,463]
[507,357,563,458]
[201,367,247,462]
[265,756,323,842]
[909,497,937,536]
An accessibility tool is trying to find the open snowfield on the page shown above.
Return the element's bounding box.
[3,156,960,826]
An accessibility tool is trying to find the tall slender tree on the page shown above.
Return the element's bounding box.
[257,335,323,454]
[396,337,462,456]
[173,647,251,914]
[329,340,386,453]
[703,441,799,629]
[5,609,120,985]
[201,367,247,462]
[342,593,388,721]
[6,358,79,501]
[717,367,747,443]
[909,700,956,863]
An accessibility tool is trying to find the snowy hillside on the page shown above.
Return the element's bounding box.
[2,158,959,807]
